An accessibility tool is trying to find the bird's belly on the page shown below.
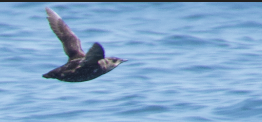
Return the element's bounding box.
[58,67,103,82]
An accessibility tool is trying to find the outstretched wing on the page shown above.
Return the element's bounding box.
[46,7,85,60]
[83,42,105,64]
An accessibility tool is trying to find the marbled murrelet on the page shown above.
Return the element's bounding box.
[43,7,127,82]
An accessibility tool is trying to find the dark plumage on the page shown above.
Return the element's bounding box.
[43,7,127,82]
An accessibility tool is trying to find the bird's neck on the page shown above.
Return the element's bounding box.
[98,58,115,72]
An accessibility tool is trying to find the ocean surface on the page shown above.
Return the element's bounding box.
[1,2,262,122]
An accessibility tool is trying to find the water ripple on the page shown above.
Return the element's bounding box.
[213,98,262,119]
[117,105,169,115]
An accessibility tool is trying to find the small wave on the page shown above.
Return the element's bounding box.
[83,28,110,34]
[25,109,90,120]
[117,105,169,115]
[159,35,211,47]
[214,21,262,30]
[213,98,262,119]
[184,116,212,122]
[173,102,206,111]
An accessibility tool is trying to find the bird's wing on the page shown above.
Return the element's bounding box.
[46,7,85,61]
[82,42,105,64]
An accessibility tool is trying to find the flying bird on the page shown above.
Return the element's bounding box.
[43,7,127,82]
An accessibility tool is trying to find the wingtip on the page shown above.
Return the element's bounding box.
[45,7,51,12]
[94,42,101,45]
[45,7,61,19]
[45,7,51,16]
[93,42,103,48]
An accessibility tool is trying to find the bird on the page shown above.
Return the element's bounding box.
[42,7,127,82]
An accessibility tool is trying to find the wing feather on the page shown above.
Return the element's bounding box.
[46,7,85,60]
[82,42,105,65]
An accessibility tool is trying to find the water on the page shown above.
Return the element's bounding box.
[1,2,262,122]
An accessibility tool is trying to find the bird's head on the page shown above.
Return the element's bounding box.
[98,57,128,73]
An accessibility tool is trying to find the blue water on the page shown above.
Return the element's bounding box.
[1,2,262,122]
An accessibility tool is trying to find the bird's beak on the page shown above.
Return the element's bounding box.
[121,59,128,62]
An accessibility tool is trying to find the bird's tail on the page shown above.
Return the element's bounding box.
[43,73,51,78]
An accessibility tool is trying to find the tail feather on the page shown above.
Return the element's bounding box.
[43,73,51,78]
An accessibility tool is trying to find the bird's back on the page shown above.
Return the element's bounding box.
[43,58,104,82]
